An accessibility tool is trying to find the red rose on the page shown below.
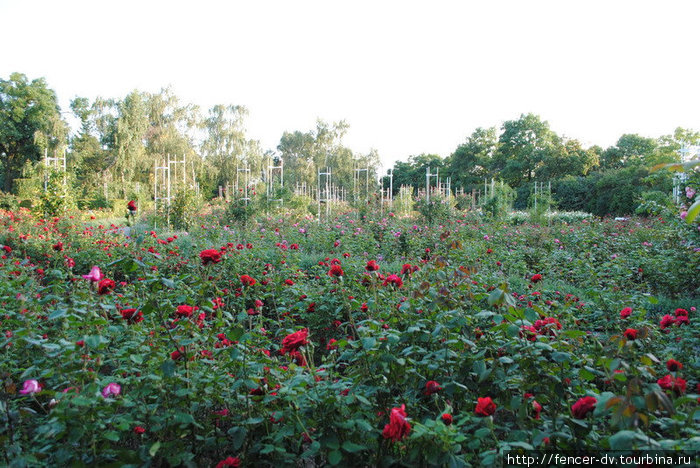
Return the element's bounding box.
[666,359,682,372]
[623,328,637,340]
[475,397,497,417]
[657,374,687,395]
[127,200,137,212]
[280,328,309,355]
[530,273,542,283]
[133,426,146,434]
[328,264,344,277]
[383,274,403,288]
[215,456,240,468]
[176,305,196,318]
[660,314,676,329]
[120,308,143,323]
[424,380,442,396]
[199,249,222,265]
[52,242,63,252]
[366,260,379,272]
[674,308,688,317]
[441,413,453,425]
[571,396,597,419]
[619,307,632,319]
[97,278,116,295]
[240,275,256,287]
[382,404,411,442]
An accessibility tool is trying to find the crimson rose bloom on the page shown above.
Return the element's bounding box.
[674,308,688,317]
[657,374,687,395]
[328,264,344,277]
[382,404,411,442]
[176,305,196,318]
[127,200,137,212]
[133,426,146,434]
[200,249,222,265]
[240,275,256,286]
[659,314,676,329]
[623,328,637,340]
[120,308,143,323]
[619,307,632,318]
[424,380,442,396]
[97,278,116,295]
[383,274,403,288]
[666,359,682,372]
[366,260,379,272]
[215,456,240,468]
[441,413,453,425]
[571,396,597,419]
[530,273,543,283]
[280,328,309,355]
[475,397,497,416]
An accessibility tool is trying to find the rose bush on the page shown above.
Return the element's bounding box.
[0,208,697,466]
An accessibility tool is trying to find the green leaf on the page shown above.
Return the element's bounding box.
[551,352,570,363]
[48,308,67,320]
[103,431,120,442]
[149,441,161,457]
[361,337,376,349]
[487,288,504,306]
[130,354,143,365]
[160,359,176,377]
[608,430,640,450]
[687,198,700,223]
[328,450,342,465]
[342,441,366,453]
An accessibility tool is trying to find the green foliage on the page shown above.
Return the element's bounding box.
[0,191,19,210]
[170,188,201,230]
[414,194,455,224]
[0,210,699,466]
[482,183,515,220]
[0,72,68,193]
[35,170,75,217]
[635,191,674,217]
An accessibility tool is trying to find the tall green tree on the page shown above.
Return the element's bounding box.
[493,113,560,187]
[447,127,498,189]
[200,104,256,193]
[0,73,67,192]
[537,138,599,180]
[601,133,657,169]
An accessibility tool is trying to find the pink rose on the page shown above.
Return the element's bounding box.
[19,379,40,395]
[82,266,103,282]
[101,382,121,398]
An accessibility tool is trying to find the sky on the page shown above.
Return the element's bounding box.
[2,0,699,172]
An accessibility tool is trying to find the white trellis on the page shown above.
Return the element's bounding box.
[674,143,700,204]
[425,166,439,202]
[353,166,370,204]
[266,158,284,208]
[317,167,332,223]
[153,153,195,227]
[236,165,251,205]
[44,147,66,191]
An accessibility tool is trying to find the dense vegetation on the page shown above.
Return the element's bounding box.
[2,72,699,218]
[0,205,698,466]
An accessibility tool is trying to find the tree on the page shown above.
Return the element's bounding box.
[601,134,657,169]
[0,73,66,193]
[537,138,599,180]
[447,127,498,190]
[69,97,107,195]
[389,153,446,193]
[493,114,559,187]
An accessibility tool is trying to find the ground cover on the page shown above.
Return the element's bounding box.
[0,208,698,467]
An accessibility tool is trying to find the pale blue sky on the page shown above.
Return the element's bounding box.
[2,0,699,170]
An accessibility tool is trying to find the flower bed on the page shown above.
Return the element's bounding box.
[0,210,698,466]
